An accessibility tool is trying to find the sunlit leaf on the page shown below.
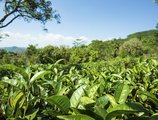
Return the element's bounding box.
[106,102,149,120]
[57,114,95,120]
[106,94,117,107]
[80,96,95,105]
[30,71,51,84]
[70,85,87,108]
[114,83,131,104]
[87,83,100,98]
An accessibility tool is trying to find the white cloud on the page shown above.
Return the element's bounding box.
[0,31,90,48]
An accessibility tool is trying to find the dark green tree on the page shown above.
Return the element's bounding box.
[25,45,38,64]
[38,45,71,64]
[0,0,60,29]
[25,45,38,57]
[0,49,7,59]
[155,0,158,4]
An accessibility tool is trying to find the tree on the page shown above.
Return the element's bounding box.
[155,0,158,3]
[119,38,143,57]
[0,49,7,59]
[0,0,60,29]
[38,45,70,64]
[25,44,38,57]
[25,45,38,64]
[73,39,85,48]
[70,47,90,64]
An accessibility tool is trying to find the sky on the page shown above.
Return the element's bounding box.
[1,0,158,47]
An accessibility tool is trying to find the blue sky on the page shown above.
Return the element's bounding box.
[1,0,158,47]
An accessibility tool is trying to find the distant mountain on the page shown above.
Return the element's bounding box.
[0,46,26,52]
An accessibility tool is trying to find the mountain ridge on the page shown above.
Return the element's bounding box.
[0,46,26,52]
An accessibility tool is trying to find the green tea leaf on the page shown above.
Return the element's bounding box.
[96,96,109,108]
[46,95,70,113]
[30,71,51,84]
[106,102,149,120]
[57,114,95,120]
[150,113,158,120]
[87,83,100,98]
[9,91,24,108]
[114,83,131,104]
[94,106,107,120]
[70,85,87,108]
[80,96,95,105]
[139,91,158,107]
[0,64,29,80]
[106,94,117,107]
[25,108,39,120]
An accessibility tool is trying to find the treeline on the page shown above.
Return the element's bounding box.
[1,29,158,65]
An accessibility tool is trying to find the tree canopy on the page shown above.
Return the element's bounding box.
[0,0,60,29]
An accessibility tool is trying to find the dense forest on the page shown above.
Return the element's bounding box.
[1,29,158,66]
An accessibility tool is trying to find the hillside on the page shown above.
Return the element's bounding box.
[127,29,158,55]
[128,29,158,38]
[0,46,26,52]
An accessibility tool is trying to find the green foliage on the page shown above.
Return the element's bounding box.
[127,29,158,56]
[1,29,158,65]
[1,29,158,119]
[106,103,149,120]
[139,91,158,107]
[25,45,38,64]
[38,45,70,64]
[119,38,143,57]
[114,82,131,104]
[0,0,60,28]
[128,29,158,39]
[1,57,158,119]
[58,114,95,120]
[70,47,90,64]
[46,95,70,113]
[70,85,87,108]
